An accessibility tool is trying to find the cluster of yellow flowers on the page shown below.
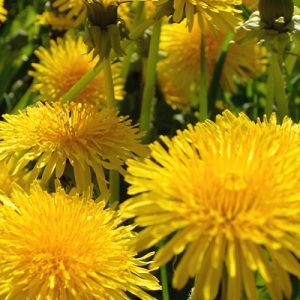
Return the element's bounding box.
[1,0,300,299]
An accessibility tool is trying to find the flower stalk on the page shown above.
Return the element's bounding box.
[121,2,145,79]
[160,263,170,300]
[139,19,162,142]
[103,58,115,107]
[265,53,275,117]
[198,16,208,121]
[272,51,288,121]
[103,57,120,202]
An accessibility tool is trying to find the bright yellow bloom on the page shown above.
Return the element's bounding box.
[0,0,7,23]
[29,35,125,106]
[156,0,241,30]
[121,110,300,300]
[0,184,160,299]
[158,20,265,110]
[0,102,146,196]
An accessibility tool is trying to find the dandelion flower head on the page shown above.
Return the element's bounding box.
[121,110,300,300]
[0,184,160,299]
[29,35,125,106]
[158,20,265,110]
[0,102,146,195]
[0,0,7,23]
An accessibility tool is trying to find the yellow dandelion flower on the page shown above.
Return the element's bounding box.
[29,35,125,106]
[37,11,79,30]
[158,20,265,110]
[0,0,7,23]
[121,110,300,300]
[0,102,146,195]
[0,183,160,299]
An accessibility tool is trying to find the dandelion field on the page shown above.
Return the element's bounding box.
[2,0,300,299]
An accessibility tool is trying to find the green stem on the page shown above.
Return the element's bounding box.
[265,53,275,118]
[199,18,208,121]
[158,240,170,300]
[109,170,120,203]
[11,83,36,114]
[60,15,158,104]
[103,58,120,203]
[251,81,258,119]
[139,20,162,142]
[120,43,135,80]
[285,38,300,76]
[160,264,170,300]
[273,52,288,121]
[121,2,145,79]
[103,58,115,107]
[208,32,234,115]
[128,14,157,41]
[60,63,102,104]
[266,50,288,121]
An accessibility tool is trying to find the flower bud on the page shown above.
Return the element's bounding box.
[258,0,294,31]
[83,0,125,63]
[85,0,118,28]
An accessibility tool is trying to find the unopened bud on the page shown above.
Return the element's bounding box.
[83,0,125,63]
[85,0,118,28]
[258,0,294,31]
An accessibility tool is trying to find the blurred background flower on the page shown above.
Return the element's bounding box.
[157,18,266,110]
[38,0,86,29]
[37,11,79,30]
[29,35,125,107]
[0,0,7,23]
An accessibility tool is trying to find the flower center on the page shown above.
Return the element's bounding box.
[221,171,247,191]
